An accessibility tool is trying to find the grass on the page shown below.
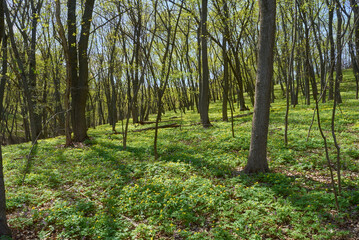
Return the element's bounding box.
[3,70,359,239]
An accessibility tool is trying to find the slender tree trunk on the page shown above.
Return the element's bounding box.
[234,55,248,111]
[349,40,359,99]
[310,13,326,103]
[222,25,229,121]
[55,0,72,145]
[153,0,182,159]
[331,0,343,194]
[41,78,48,137]
[108,23,120,132]
[199,0,211,127]
[20,99,31,142]
[5,1,42,144]
[28,0,43,140]
[352,0,359,99]
[67,0,79,142]
[245,0,276,174]
[285,2,297,145]
[327,0,335,101]
[185,20,199,112]
[334,2,342,104]
[53,64,65,135]
[301,11,318,104]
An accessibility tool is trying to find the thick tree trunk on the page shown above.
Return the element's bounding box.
[0,2,12,234]
[0,147,11,238]
[245,0,276,174]
[71,0,95,142]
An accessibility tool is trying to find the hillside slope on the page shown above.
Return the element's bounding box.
[3,72,359,239]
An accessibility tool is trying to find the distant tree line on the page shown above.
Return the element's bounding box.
[0,0,356,147]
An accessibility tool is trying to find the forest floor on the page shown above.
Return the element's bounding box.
[3,71,359,239]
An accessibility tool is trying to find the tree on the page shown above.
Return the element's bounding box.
[327,0,335,101]
[220,0,230,121]
[5,0,44,144]
[152,0,183,159]
[69,0,96,142]
[55,0,72,146]
[244,0,276,173]
[349,0,359,99]
[350,0,359,99]
[0,0,12,235]
[199,0,211,128]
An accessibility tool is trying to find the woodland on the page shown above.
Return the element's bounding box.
[0,0,359,239]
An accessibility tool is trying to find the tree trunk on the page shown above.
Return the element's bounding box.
[199,0,211,127]
[68,0,78,142]
[234,55,248,111]
[334,2,342,104]
[185,20,199,112]
[222,29,229,121]
[327,0,335,101]
[28,0,43,140]
[55,0,72,145]
[352,0,359,99]
[310,12,326,103]
[0,1,12,234]
[245,0,276,174]
[108,23,120,132]
[4,1,42,144]
[0,147,11,237]
[284,2,297,145]
[71,0,95,142]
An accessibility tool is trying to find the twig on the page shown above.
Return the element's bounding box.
[229,112,253,119]
[133,123,180,132]
[119,214,139,227]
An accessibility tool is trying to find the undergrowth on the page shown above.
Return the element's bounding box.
[3,70,359,239]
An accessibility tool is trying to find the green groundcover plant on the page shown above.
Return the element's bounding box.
[3,71,358,239]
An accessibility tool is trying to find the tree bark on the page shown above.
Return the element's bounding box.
[244,0,276,174]
[199,0,211,127]
[334,1,342,104]
[352,0,359,99]
[222,24,229,121]
[55,0,72,145]
[0,147,11,238]
[327,0,335,101]
[5,1,43,144]
[71,0,95,142]
[0,0,12,234]
[28,0,43,140]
